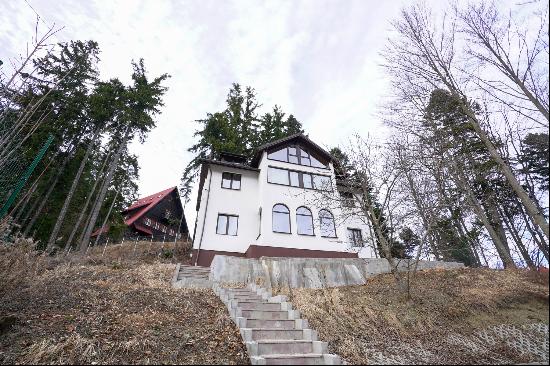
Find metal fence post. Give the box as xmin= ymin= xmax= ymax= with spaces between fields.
xmin=102 ymin=237 xmax=109 ymax=257
xmin=133 ymin=238 xmax=137 ymax=257
xmin=0 ymin=135 xmax=54 ymax=219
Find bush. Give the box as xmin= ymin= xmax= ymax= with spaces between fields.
xmin=160 ymin=248 xmax=173 ymax=259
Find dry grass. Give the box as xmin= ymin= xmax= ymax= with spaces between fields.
xmin=276 ymin=267 xmax=549 ymax=365
xmin=0 ymin=240 xmax=249 ymax=365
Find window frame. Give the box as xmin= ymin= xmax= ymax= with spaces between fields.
xmin=221 ymin=172 xmax=242 ymax=190
xmin=267 ymin=166 xmax=333 ymax=192
xmin=319 ymin=209 xmax=337 ymax=238
xmin=347 ymin=228 xmax=364 ymax=247
xmin=272 ymin=204 xmax=292 ymax=234
xmin=216 ymin=213 xmax=239 ymax=236
xmin=267 ymin=145 xmax=329 ymax=169
xmin=296 ymin=206 xmax=315 ymax=236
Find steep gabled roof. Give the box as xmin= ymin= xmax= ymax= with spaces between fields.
xmin=122 ymin=186 xmax=178 ymax=226
xmin=250 ymin=133 xmax=334 ymax=167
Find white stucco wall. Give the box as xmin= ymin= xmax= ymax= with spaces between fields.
xmin=193 ymin=150 xmax=376 ymax=259
xmin=193 ymin=164 xmax=260 ymax=254
xmin=257 ymin=151 xmax=375 ymax=258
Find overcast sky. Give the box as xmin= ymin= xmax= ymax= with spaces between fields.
xmin=1 ymin=0 xmax=436 ymax=227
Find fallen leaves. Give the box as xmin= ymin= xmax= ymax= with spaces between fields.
xmin=0 ymin=243 xmax=249 ymax=365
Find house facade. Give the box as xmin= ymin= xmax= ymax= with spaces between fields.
xmin=121 ymin=186 xmax=189 ymax=239
xmin=192 ymin=134 xmax=377 ymax=267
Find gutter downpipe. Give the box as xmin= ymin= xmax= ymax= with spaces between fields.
xmin=194 ymin=165 xmax=212 ymax=267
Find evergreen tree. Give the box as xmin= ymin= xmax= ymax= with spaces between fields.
xmin=520 ymin=133 xmax=549 ymax=191
xmin=180 ymin=83 xmax=304 ymax=199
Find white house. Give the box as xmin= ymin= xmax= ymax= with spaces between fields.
xmin=191 ymin=134 xmax=377 ymax=267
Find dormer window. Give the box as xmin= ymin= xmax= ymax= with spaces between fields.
xmin=268 ymin=145 xmax=327 ymax=168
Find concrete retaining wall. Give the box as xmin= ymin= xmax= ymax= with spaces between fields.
xmin=210 ymin=255 xmax=464 ymax=289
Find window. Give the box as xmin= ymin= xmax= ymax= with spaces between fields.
xmin=216 ymin=214 xmax=238 ymax=235
xmin=319 ymin=209 xmax=336 ymax=237
xmin=267 ymin=145 xmax=328 ymax=168
xmin=268 ymin=148 xmax=287 ymax=162
xmin=303 ymin=173 xmax=313 ymax=189
xmin=289 ymin=171 xmax=300 ymax=187
xmin=221 ymin=172 xmax=241 ymax=190
xmin=310 ymin=154 xmax=326 ymax=168
xmin=296 ymin=206 xmax=314 ymax=235
xmin=347 ymin=228 xmax=363 ymax=247
xmin=313 ymin=175 xmax=332 ymax=190
xmin=272 ymin=204 xmax=291 ymax=233
xmin=267 ymin=167 xmax=290 ymax=185
xmin=267 ymin=166 xmax=332 ymax=191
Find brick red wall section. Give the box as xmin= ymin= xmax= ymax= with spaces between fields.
xmin=245 ymin=245 xmax=358 ymax=259
xmin=191 ymin=249 xmax=244 ymax=267
xmin=192 ymin=245 xmax=357 ymax=267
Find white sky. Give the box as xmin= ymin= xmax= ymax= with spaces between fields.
xmin=1 ymin=0 xmax=442 ymax=228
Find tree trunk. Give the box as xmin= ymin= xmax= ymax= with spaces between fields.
xmin=65 ymin=148 xmax=112 ymax=252
xmin=93 ymin=185 xmax=121 ymax=246
xmin=21 ymin=153 xmax=72 ymax=238
xmin=400 ymin=155 xmax=442 ymax=260
xmin=482 ymin=194 xmax=513 ymax=264
xmin=455 ymin=101 xmax=550 ymax=240
xmin=358 ymin=174 xmax=403 ymax=288
xmin=499 ymin=205 xmax=536 ymax=269
xmin=450 ymin=158 xmax=516 ymax=268
xmin=47 ymin=129 xmax=100 ymax=251
xmin=79 ymin=130 xmax=130 ymax=252
xmin=517 ymin=199 xmax=549 ymax=262
xmin=78 ymin=174 xmax=108 ymax=247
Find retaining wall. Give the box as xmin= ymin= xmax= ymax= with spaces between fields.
xmin=210 ymin=255 xmax=464 ymax=289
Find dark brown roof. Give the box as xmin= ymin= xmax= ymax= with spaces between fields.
xmin=250 ymin=133 xmax=333 ymax=167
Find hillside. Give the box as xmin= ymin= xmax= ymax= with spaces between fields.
xmin=276 ymin=268 xmax=549 ymax=365
xmin=0 ymin=242 xmax=248 ymax=365
xmin=1 ymin=240 xmax=548 ymax=365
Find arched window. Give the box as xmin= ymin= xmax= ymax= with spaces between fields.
xmin=296 ymin=206 xmax=314 ymax=235
xmin=319 ymin=209 xmax=336 ymax=238
xmin=272 ymin=204 xmax=291 ymax=233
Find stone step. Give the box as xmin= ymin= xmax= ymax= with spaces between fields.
xmin=177 ymin=273 xmax=209 ymax=279
xmin=241 ymin=310 xmax=289 ymax=320
xmin=178 ymin=271 xmax=210 ymax=277
xmin=227 ymin=288 xmax=255 ymax=294
xmin=180 ymin=265 xmax=210 ymax=272
xmin=228 ymin=294 xmax=264 ymax=301
xmin=244 ymin=318 xmax=304 ymax=330
xmin=242 ymin=328 xmax=316 ymax=341
xmin=248 ymin=340 xmax=327 ymax=356
xmin=237 ymin=302 xmax=283 ymax=311
xmin=173 ymin=278 xmax=212 ymax=289
xmin=252 ymin=353 xmax=341 ymax=365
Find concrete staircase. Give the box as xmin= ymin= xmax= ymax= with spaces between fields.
xmin=214 ymin=283 xmax=343 ymax=365
xmin=171 ymin=263 xmax=212 ymax=288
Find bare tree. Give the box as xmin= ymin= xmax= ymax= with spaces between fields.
xmin=382 ymin=3 xmax=549 ymax=242
xmin=458 ymin=1 xmax=549 ymax=125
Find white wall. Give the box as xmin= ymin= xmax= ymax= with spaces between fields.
xmin=257 ymin=152 xmax=376 ymax=258
xmin=193 ymin=164 xmax=260 ymax=254
xmin=194 ymin=151 xmax=376 ymax=259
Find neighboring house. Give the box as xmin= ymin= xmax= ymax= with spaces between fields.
xmin=92 ymin=186 xmax=189 ymax=240
xmin=122 ymin=186 xmax=188 ymax=239
xmin=192 ymin=134 xmax=377 ymax=267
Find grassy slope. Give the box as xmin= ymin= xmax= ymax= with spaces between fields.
xmin=0 ymin=242 xmax=249 ymax=365
xmin=278 ymin=268 xmax=549 ymax=365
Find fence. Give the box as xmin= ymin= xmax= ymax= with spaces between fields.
xmin=64 ymin=233 xmax=193 ymax=262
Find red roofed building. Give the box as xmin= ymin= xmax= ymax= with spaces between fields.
xmin=121 ymin=186 xmax=189 ymax=239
